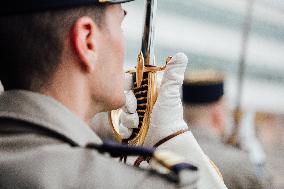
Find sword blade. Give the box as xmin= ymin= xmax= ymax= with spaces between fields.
xmin=140 ymin=0 xmax=157 ymax=66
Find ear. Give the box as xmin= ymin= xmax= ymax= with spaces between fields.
xmin=71 ymin=16 xmax=98 ymax=73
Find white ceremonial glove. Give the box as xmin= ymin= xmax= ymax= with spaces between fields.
xmin=143 ymin=53 xmax=188 ymax=147
xmin=142 ymin=53 xmax=227 ymax=189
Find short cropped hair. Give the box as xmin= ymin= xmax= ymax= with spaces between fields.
xmin=0 ymin=5 xmax=106 ymax=91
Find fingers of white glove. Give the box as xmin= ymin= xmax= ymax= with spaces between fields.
xmin=156 ymin=72 xmax=163 ymax=91
xmin=123 ymin=90 xmax=137 ymax=114
xmin=158 ymin=53 xmax=188 ymax=105
xmin=163 ymin=52 xmax=188 ymax=82
xmin=120 ymin=111 xmax=139 ymax=129
xmin=118 ymin=123 xmax=133 ymax=139
xmin=124 ymin=73 xmax=133 ymax=91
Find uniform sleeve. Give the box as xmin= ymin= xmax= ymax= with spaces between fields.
xmin=155 ymin=131 xmax=228 ymax=189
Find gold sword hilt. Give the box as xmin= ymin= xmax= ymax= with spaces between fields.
xmin=109 ymin=53 xmax=172 ymax=146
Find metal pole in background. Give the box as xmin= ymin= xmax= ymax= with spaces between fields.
xmin=228 ymin=0 xmax=255 ymax=146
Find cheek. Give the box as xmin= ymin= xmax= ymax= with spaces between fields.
xmin=113 ymin=36 xmax=125 ymax=64
xmin=109 ymin=31 xmax=125 ymax=80
xmin=99 ymin=31 xmax=125 ymax=68
xmin=95 ymin=29 xmax=125 ymax=97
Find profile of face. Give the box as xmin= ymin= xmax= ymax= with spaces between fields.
xmin=72 ymin=4 xmax=127 ymax=113
xmin=92 ymin=4 xmax=127 ymax=111
xmin=212 ymin=98 xmax=228 ymax=136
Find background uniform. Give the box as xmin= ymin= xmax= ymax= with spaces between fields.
xmin=182 ymin=70 xmax=271 ymax=189
xmin=191 ymin=127 xmax=269 ymax=189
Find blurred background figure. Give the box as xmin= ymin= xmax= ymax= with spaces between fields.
xmin=182 ymin=70 xmax=271 ymax=189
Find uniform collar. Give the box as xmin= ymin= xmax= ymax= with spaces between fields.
xmin=0 ymin=90 xmax=102 ymax=146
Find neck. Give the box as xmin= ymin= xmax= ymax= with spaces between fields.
xmin=190 ymin=118 xmax=221 ymax=138
xmin=186 ymin=114 xmax=221 ymax=136
xmin=188 ymin=117 xmax=213 ymax=130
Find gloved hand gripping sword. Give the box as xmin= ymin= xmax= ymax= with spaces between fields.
xmin=109 ymin=0 xmax=171 ymax=145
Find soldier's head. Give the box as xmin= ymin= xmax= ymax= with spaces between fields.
xmin=0 ymin=0 xmax=135 ymax=119
xmin=182 ymin=70 xmax=227 ymax=135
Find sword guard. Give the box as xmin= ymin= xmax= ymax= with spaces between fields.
xmin=134 ymin=52 xmax=171 ymax=87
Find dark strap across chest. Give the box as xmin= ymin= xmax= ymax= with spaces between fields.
xmin=0 ymin=117 xmax=198 ymax=184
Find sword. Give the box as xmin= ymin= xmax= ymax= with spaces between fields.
xmin=110 ymin=0 xmax=169 ymax=145
xmin=226 ymin=0 xmax=255 ymax=146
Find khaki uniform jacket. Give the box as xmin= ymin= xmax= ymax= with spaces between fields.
xmin=191 ymin=127 xmax=270 ymax=189
xmin=0 ymin=90 xmax=185 ymax=189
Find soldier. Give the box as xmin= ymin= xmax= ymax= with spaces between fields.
xmin=182 ymin=70 xmax=271 ymax=189
xmin=0 ymin=1 xmax=226 ymax=188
